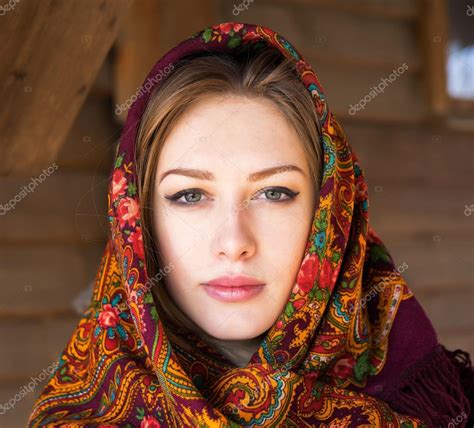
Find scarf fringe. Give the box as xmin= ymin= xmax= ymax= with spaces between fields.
xmin=442 ymin=345 xmax=474 ymax=426
xmin=380 ymin=344 xmax=472 ymax=427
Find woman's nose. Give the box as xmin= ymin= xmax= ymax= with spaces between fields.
xmin=211 ymin=201 xmax=257 ymax=261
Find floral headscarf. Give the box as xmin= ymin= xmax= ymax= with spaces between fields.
xmin=29 ymin=22 xmax=471 ymax=427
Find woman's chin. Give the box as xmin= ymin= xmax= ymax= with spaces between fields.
xmin=198 ymin=318 xmax=270 ymax=342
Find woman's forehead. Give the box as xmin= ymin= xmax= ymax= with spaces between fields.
xmin=156 ymin=96 xmax=308 ymax=171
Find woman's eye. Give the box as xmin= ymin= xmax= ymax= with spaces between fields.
xmin=165 ymin=186 xmax=299 ymax=206
xmin=253 ymin=187 xmax=299 ymax=202
xmin=165 ymin=189 xmax=206 ymax=205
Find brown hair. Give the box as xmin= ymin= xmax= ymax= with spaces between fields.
xmin=134 ymin=45 xmax=323 ymax=340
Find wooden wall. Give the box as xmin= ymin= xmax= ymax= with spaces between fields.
xmin=0 ymin=58 xmax=118 ymax=426
xmin=1 ymin=1 xmax=472 ymax=426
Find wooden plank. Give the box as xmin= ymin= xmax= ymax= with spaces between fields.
xmin=223 ymin=2 xmax=420 ymax=70
xmin=0 ymin=243 xmax=104 ymax=317
xmin=335 ymin=124 xmax=474 ymax=240
xmin=90 ymin=53 xmax=115 ymax=99
xmin=55 ymin=96 xmax=119 ymax=173
xmin=415 ymin=288 xmax=474 ymax=332
xmin=308 ymin=62 xmax=426 ymax=122
xmin=368 ymin=185 xmax=474 ymax=238
xmin=0 ymin=0 xmax=130 ymax=176
xmin=0 ymin=383 xmax=42 ymax=428
xmin=383 ymin=239 xmax=474 ymax=293
xmin=341 ymin=121 xmax=474 ymax=188
xmin=157 ymin=0 xmax=220 ymax=50
xmin=437 ymin=329 xmax=474 ymax=360
xmin=0 ymin=172 xmax=109 ymax=244
xmin=114 ymin=0 xmax=220 ymax=123
xmin=0 ymin=318 xmax=80 ymax=382
xmin=257 ymin=0 xmax=419 ymax=21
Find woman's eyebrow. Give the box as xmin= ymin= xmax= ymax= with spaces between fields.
xmin=159 ymin=165 xmax=305 ymax=184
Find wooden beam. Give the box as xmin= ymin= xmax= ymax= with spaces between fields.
xmin=0 ymin=0 xmax=131 ymax=176
xmin=114 ymin=0 xmax=220 ymax=123
xmin=418 ymin=0 xmax=449 ymax=117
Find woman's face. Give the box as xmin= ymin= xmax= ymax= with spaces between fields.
xmin=153 ymin=94 xmax=317 ymax=340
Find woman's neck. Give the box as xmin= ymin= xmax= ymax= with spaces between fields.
xmin=163 ymin=316 xmax=268 ymax=367
xmin=205 ymin=332 xmax=267 ymax=367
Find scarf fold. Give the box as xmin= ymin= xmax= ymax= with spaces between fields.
xmin=28 ymin=22 xmax=471 ymax=427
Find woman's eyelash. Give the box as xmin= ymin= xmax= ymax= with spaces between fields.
xmin=164 ymin=187 xmax=299 ymax=206
xmin=164 ymin=188 xmax=205 ymax=205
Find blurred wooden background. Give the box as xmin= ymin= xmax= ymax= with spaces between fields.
xmin=0 ymin=0 xmax=473 ymax=426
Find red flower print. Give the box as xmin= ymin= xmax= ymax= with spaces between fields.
xmin=243 ymin=31 xmax=261 ymax=43
xmin=141 ymin=415 xmax=161 ymax=428
xmin=319 ymin=258 xmax=336 ymax=289
xmin=128 ymin=226 xmax=144 ymax=260
xmin=331 ymin=355 xmax=356 ymax=379
xmin=117 ymin=197 xmax=140 ymax=228
xmin=94 ymin=292 xmax=136 ymax=353
xmin=98 ymin=303 xmax=120 ymax=328
xmin=296 ymin=253 xmax=319 ymax=295
xmin=112 ymin=169 xmax=128 ymax=199
xmin=232 ymin=23 xmax=244 ymax=32
xmin=219 ymin=23 xmax=243 ymax=34
xmin=293 ymin=298 xmax=305 ymax=310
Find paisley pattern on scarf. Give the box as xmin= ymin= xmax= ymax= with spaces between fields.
xmin=29 ymin=22 xmax=433 ymax=427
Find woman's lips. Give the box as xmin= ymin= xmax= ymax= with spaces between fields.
xmin=202 ymin=275 xmax=265 ymax=302
xmin=202 ymin=283 xmax=265 ymax=302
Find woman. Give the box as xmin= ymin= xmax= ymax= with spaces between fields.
xmin=28 ymin=22 xmax=472 ymax=427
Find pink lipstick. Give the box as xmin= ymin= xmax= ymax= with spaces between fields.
xmin=202 ymin=275 xmax=265 ymax=302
